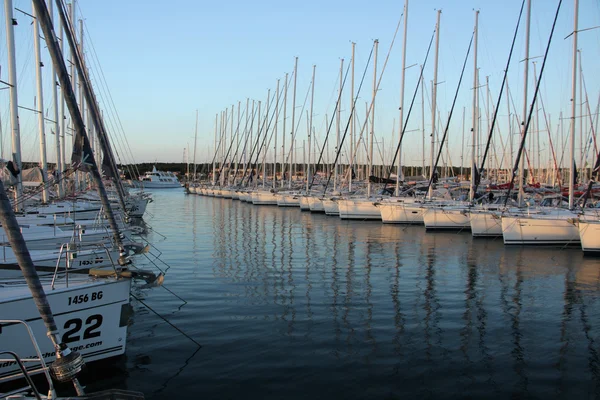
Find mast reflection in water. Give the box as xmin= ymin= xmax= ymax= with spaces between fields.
xmin=112 ymin=191 xmax=600 ymax=399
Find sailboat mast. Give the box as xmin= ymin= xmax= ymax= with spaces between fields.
xmin=397 ymin=0 xmax=409 ymax=196
xmin=469 ymin=10 xmax=479 ymax=202
xmin=34 ymin=0 xmax=128 ymax=257
xmin=243 ymin=98 xmax=249 ymax=176
xmin=506 ymin=79 xmax=512 ymax=179
xmin=421 ymin=73 xmax=425 ymax=178
xmin=578 ymin=49 xmax=583 ymax=183
xmin=533 ymin=62 xmax=540 ymax=184
xmin=307 ymin=65 xmax=316 ymax=193
xmin=289 ymin=58 xmax=298 ymax=189
xmin=4 ymin=0 xmax=24 ymax=211
xmin=335 ymin=58 xmax=344 ymax=191
xmin=461 ymin=107 xmax=465 ymax=179
xmin=349 ymin=42 xmax=356 ymax=192
xmin=212 ymin=114 xmax=217 ymax=185
xmin=273 ymin=79 xmax=280 ymax=189
xmin=48 ymin=0 xmax=63 ymax=198
xmin=69 ymin=2 xmax=78 ymax=191
xmin=282 ymin=73 xmax=288 ymax=188
xmin=519 ymin=0 xmax=532 ymax=206
xmin=229 ymin=104 xmax=233 ymax=186
xmin=429 ymin=10 xmax=441 ymax=199
xmin=569 ymin=0 xmax=579 ymax=209
xmin=368 ymin=40 xmax=378 ymax=198
xmin=59 ymin=15 xmax=66 ymax=180
xmin=33 ymin=4 xmax=50 ymax=203
xmin=255 ymin=101 xmax=261 ymax=189
xmin=222 ymin=110 xmax=227 ymax=186
xmin=236 ymin=101 xmax=240 ymax=184
xmin=262 ymin=89 xmax=270 ymax=188
xmin=193 ymin=110 xmax=198 ymax=180
xmin=57 ymin=2 xmax=129 ymax=209
xmin=78 ymin=19 xmax=85 ymax=191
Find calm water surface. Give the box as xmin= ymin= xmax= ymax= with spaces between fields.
xmin=97 ymin=190 xmax=600 ymax=399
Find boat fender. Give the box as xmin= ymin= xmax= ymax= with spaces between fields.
xmin=89 ymin=268 xmax=163 ymax=286
xmin=130 ymin=226 xmax=144 ymax=235
xmin=124 ymin=242 xmax=151 ymax=255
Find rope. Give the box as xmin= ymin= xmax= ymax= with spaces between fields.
xmin=504 ymin=0 xmax=564 ymax=206
xmin=131 ymin=293 xmax=201 ymax=348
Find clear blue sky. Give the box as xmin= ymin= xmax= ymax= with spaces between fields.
xmin=1 ymin=0 xmax=600 ymax=170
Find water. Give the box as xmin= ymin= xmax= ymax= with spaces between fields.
xmin=98 ymin=190 xmax=600 ymax=399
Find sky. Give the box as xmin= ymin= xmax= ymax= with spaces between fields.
xmin=1 ymin=0 xmax=600 ymax=171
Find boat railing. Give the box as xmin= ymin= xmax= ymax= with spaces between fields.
xmin=50 ymin=242 xmax=121 ymax=290
xmin=0 ymin=319 xmax=55 ymax=396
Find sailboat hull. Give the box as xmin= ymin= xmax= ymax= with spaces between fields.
xmin=338 ymin=199 xmax=381 ymax=220
xmin=0 ymin=277 xmax=132 ymax=383
xmin=299 ymin=197 xmax=311 ymax=211
xmin=578 ymin=220 xmax=600 ymax=253
xmin=252 ymin=191 xmax=278 ymax=205
xmin=423 ymin=207 xmax=471 ymax=230
xmin=322 ymin=199 xmax=339 ymax=216
xmin=378 ymin=202 xmax=424 ymax=224
xmin=501 ymin=214 xmax=580 ymax=245
xmin=308 ymin=197 xmax=325 ymax=213
xmin=277 ymin=194 xmax=300 ymax=207
xmin=470 ymin=210 xmax=502 ymax=237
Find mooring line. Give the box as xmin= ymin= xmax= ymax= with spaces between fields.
xmin=131 ymin=293 xmax=201 ymax=348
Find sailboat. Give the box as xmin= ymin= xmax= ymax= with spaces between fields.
xmin=338 ymin=41 xmax=383 ymax=221
xmin=501 ymin=0 xmax=580 ymax=246
xmin=0 ymin=0 xmax=161 ymax=384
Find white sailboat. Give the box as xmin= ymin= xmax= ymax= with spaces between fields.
xmin=252 ymin=189 xmax=278 ymax=205
xmin=276 ymin=191 xmax=301 ymax=207
xmin=578 ymin=216 xmax=600 ymax=253
xmin=307 ymin=196 xmax=325 ymax=213
xmin=338 ymin=196 xmax=382 ymax=220
xmin=423 ymin=10 xmax=475 ymax=231
xmin=338 ymin=40 xmax=382 ymax=221
xmin=0 ymin=275 xmax=132 ymax=383
xmin=501 ymin=0 xmax=582 ymax=246
xmin=378 ymin=197 xmax=425 ymax=224
xmin=423 ymin=202 xmax=472 ymax=230
xmin=0 ymin=0 xmax=161 ymax=386
xmin=322 ymin=196 xmax=340 ymax=216
xmin=502 ymin=208 xmax=580 ymax=245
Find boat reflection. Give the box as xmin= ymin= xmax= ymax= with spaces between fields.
xmin=191 ymin=197 xmax=600 ymax=398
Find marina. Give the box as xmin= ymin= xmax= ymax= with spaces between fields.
xmin=93 ymin=190 xmax=600 ymax=398
xmin=0 ymin=0 xmax=599 ymax=398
